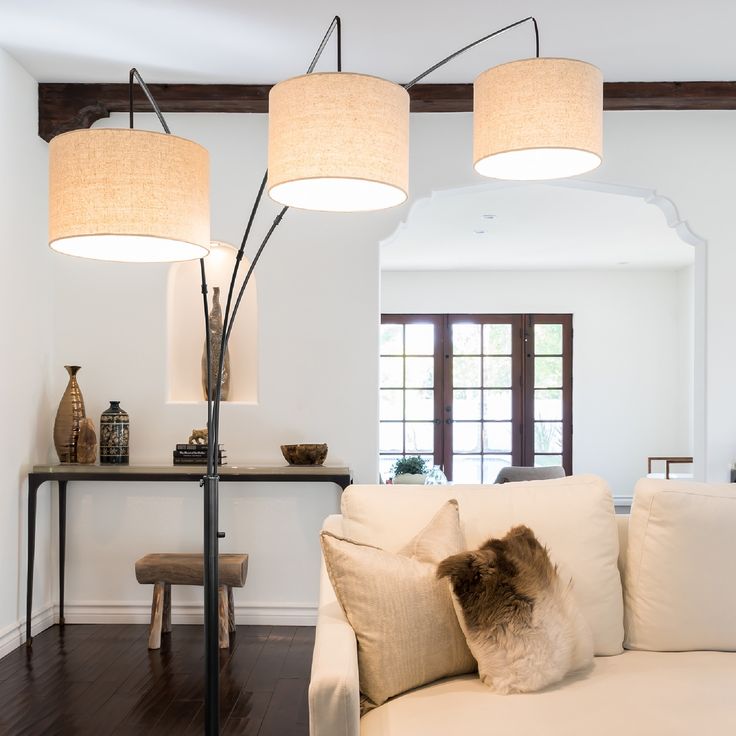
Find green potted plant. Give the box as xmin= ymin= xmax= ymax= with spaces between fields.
xmin=391 ymin=456 xmax=429 ymax=484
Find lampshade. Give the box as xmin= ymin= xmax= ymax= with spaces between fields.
xmin=267 ymin=72 xmax=409 ymax=212
xmin=49 ymin=128 xmax=210 ymax=262
xmin=473 ymin=58 xmax=603 ymax=180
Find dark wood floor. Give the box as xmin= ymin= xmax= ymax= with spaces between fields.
xmin=0 ymin=624 xmax=314 ymax=735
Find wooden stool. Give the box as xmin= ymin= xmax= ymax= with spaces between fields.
xmin=135 ymin=553 xmax=248 ymax=650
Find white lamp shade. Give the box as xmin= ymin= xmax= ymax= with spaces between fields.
xmin=474 ymin=58 xmax=603 ymax=180
xmin=267 ymin=72 xmax=409 ymax=212
xmin=49 ymin=128 xmax=210 ymax=262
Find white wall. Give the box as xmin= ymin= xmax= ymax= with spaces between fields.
xmin=0 ymin=48 xmax=54 ymax=656
xmin=48 ymin=112 xmax=398 ymax=625
xmin=382 ymin=269 xmax=693 ymax=500
xmin=5 ymin=104 xmax=736 ymax=634
xmin=678 ymin=265 xmax=695 ymax=454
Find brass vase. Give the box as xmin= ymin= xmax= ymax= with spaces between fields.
xmin=53 ymin=365 xmax=86 ymax=463
xmin=201 ymin=286 xmax=230 ymax=401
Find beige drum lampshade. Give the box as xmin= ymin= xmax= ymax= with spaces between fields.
xmin=474 ymin=58 xmax=603 ymax=180
xmin=268 ymin=72 xmax=409 ymax=212
xmin=49 ymin=128 xmax=210 ymax=262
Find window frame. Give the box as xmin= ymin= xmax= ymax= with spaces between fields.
xmin=380 ymin=313 xmax=573 ymax=480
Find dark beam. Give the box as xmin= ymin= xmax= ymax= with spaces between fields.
xmin=38 ymin=80 xmax=736 ymax=142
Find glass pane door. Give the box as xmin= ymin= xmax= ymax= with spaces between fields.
xmin=379 ymin=318 xmax=442 ymax=479
xmin=448 ymin=318 xmax=518 ymax=483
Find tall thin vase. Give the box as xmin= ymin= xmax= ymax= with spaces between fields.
xmin=201 ymin=286 xmax=230 ymax=401
xmin=53 ymin=365 xmax=86 ymax=463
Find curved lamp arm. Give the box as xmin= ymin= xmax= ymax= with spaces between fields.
xmin=128 ymin=68 xmax=171 ymax=132
xmin=405 ymin=16 xmax=539 ymax=90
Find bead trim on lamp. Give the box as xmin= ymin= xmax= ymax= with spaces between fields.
xmin=48 ymin=128 xmax=210 ymax=262
xmin=473 ymin=57 xmax=603 ymax=181
xmin=267 ymin=72 xmax=410 ymax=212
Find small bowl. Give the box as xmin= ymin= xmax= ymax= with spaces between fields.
xmin=280 ymin=443 xmax=328 ymax=466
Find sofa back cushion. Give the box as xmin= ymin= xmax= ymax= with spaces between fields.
xmin=624 ymin=478 xmax=736 ymax=651
xmin=342 ymin=475 xmax=623 ymax=655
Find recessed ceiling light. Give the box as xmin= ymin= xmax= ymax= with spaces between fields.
xmin=481 ymin=214 xmax=496 ymax=220
xmin=474 ymin=229 xmax=487 ymax=235
xmin=617 ymin=261 xmax=630 ymax=266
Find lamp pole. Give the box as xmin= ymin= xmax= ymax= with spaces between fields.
xmin=127 ymin=14 xmax=539 ymax=734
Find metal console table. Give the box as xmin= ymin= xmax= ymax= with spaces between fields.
xmin=25 ymin=463 xmax=353 ymax=646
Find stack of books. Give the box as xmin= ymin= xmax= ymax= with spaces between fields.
xmin=173 ymin=444 xmax=227 ymax=466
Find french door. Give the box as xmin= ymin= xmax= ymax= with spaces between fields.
xmin=379 ymin=314 xmax=573 ymax=482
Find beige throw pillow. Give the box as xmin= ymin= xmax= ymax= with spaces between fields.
xmin=624 ymin=479 xmax=736 ymax=651
xmin=320 ymin=500 xmax=476 ymax=708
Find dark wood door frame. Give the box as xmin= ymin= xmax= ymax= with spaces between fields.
xmin=38 ymin=80 xmax=736 ymax=142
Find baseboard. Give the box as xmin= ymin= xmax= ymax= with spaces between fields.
xmin=55 ymin=600 xmax=317 ymax=627
xmin=0 ymin=605 xmax=55 ymax=659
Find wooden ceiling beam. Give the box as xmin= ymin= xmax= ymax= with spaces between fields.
xmin=38 ymin=80 xmax=736 ymax=142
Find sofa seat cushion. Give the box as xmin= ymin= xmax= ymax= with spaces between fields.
xmin=342 ymin=476 xmax=623 ymax=655
xmin=624 ymin=479 xmax=736 ymax=651
xmin=360 ymin=651 xmax=736 ymax=736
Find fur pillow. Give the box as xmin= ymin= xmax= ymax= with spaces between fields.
xmin=438 ymin=525 xmax=593 ymax=694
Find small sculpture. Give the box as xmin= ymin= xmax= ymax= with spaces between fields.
xmin=76 ymin=418 xmax=97 ymax=464
xmin=189 ymin=428 xmax=209 ymax=445
xmin=201 ymin=286 xmax=231 ymax=401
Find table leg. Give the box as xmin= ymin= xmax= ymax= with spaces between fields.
xmin=59 ymin=480 xmax=67 ymax=626
xmin=26 ymin=478 xmax=41 ymax=646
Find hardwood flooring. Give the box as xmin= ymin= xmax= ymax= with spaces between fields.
xmin=0 ymin=624 xmax=314 ymax=735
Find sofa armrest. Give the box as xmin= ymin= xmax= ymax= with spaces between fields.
xmin=309 ymin=515 xmax=361 ymax=736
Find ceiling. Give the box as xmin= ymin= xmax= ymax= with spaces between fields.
xmin=380 ymin=183 xmax=695 ymax=271
xmin=1 ymin=0 xmax=736 ymax=84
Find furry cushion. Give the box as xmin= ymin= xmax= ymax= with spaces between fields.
xmin=438 ymin=525 xmax=593 ymax=694
xmin=320 ymin=500 xmax=476 ymax=709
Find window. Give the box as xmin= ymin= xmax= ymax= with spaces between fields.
xmin=379 ymin=314 xmax=572 ymax=482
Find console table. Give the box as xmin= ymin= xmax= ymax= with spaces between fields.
xmin=26 ymin=463 xmax=353 ymax=646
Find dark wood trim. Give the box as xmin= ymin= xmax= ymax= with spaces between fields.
xmin=38 ymin=80 xmax=736 ymax=142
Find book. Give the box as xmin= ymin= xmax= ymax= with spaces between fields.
xmin=173 ymin=451 xmax=226 ymax=460
xmin=173 ymin=457 xmax=227 ymax=466
xmin=175 ymin=443 xmax=224 ymax=451
xmin=173 ymin=449 xmax=224 ymax=457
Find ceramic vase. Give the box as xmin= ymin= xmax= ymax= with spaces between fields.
xmin=201 ymin=286 xmax=231 ymax=401
xmin=53 ymin=365 xmax=86 ymax=463
xmin=76 ymin=418 xmax=97 ymax=464
xmin=100 ymin=401 xmax=129 ymax=465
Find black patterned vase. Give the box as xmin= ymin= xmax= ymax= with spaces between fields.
xmin=100 ymin=401 xmax=129 ymax=465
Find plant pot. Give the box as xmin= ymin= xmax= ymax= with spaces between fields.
xmin=393 ymin=473 xmax=427 ymax=485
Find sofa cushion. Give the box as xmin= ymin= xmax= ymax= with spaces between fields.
xmin=359 ymin=651 xmax=736 ymax=736
xmin=624 ymin=478 xmax=736 ymax=651
xmin=320 ymin=500 xmax=476 ymax=708
xmin=341 ymin=476 xmax=623 ymax=655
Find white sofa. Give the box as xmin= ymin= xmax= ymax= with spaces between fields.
xmin=309 ymin=477 xmax=736 ymax=736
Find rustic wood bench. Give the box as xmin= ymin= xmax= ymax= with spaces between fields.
xmin=135 ymin=553 xmax=248 ymax=649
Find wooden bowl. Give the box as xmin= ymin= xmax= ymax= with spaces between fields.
xmin=280 ymin=443 xmax=328 ymax=466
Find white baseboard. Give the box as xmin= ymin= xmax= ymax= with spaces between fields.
xmin=0 ymin=605 xmax=55 ymax=659
xmin=55 ymin=600 xmax=317 ymax=627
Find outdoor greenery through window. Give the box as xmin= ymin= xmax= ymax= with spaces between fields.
xmin=379 ymin=314 xmax=573 ymax=483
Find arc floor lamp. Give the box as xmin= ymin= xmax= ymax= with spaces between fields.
xmin=47 ymin=15 xmax=602 ymax=734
